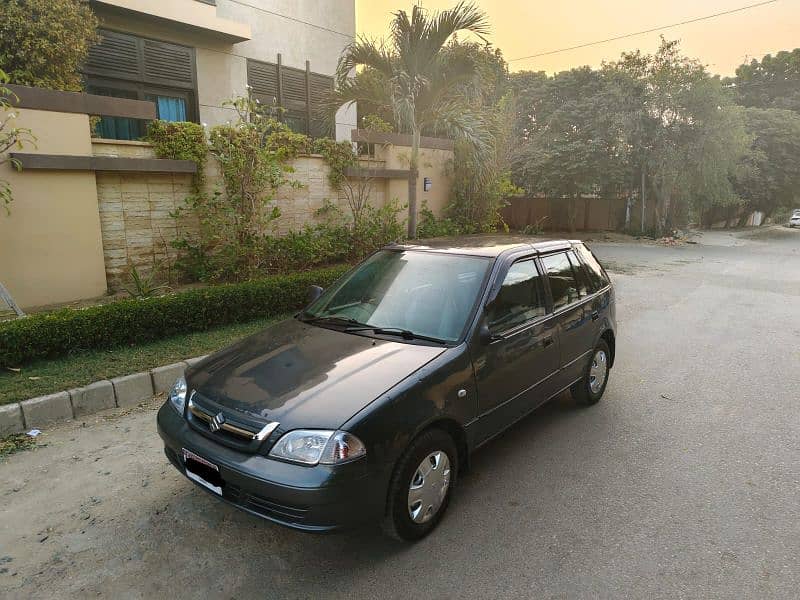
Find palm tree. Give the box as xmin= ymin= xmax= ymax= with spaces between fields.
xmin=332 ymin=2 xmax=491 ymax=237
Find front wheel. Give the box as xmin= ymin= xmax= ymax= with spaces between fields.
xmin=382 ymin=429 xmax=457 ymax=541
xmin=571 ymin=339 xmax=611 ymax=406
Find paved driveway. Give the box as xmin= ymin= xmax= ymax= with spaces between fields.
xmin=2 ymin=227 xmax=799 ymax=599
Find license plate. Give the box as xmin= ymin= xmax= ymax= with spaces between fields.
xmin=182 ymin=448 xmax=223 ymax=495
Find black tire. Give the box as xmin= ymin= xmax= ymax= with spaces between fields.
xmin=571 ymin=339 xmax=611 ymax=406
xmin=382 ymin=428 xmax=458 ymax=542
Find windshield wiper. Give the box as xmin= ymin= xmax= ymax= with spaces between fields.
xmin=344 ymin=325 xmax=447 ymax=344
xmin=298 ymin=314 xmax=365 ymax=327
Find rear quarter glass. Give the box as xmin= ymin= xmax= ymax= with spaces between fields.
xmin=576 ymin=244 xmax=609 ymax=290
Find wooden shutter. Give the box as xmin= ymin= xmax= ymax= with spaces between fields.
xmin=281 ymin=66 xmax=307 ymax=110
xmin=247 ymin=60 xmax=279 ymax=103
xmin=247 ymin=58 xmax=334 ymax=137
xmin=85 ymin=30 xmax=195 ymax=90
xmin=309 ymin=73 xmax=334 ymax=138
xmin=143 ymin=39 xmax=194 ymax=88
xmin=84 ymin=30 xmax=141 ymax=80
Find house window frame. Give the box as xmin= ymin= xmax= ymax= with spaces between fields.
xmin=84 ymin=29 xmax=200 ymax=139
xmin=87 ymin=77 xmax=198 ymax=121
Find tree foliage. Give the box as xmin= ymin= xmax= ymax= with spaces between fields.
xmin=511 ymin=39 xmax=749 ymax=234
xmin=349 ymin=36 xmax=517 ymax=233
xmin=330 ymin=1 xmax=492 ymax=237
xmin=608 ymin=40 xmax=747 ymax=231
xmin=726 ymin=48 xmax=800 ymax=113
xmin=0 ymin=0 xmax=100 ymax=91
xmin=0 ymin=69 xmax=36 ymax=213
xmin=511 ymin=66 xmax=632 ymax=231
xmin=733 ymin=107 xmax=800 ymax=219
xmin=445 ymin=41 xmax=520 ymax=232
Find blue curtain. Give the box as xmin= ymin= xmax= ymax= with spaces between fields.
xmin=96 ymin=116 xmax=139 ymax=141
xmin=156 ymin=96 xmax=187 ymax=122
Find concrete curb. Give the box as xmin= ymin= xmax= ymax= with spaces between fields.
xmin=0 ymin=355 xmax=205 ymax=436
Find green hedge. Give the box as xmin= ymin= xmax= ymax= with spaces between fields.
xmin=0 ymin=265 xmax=350 ymax=368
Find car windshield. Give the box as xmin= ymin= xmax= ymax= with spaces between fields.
xmin=302 ymin=250 xmax=491 ymax=342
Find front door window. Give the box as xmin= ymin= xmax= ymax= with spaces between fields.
xmin=487 ymin=259 xmax=546 ymax=333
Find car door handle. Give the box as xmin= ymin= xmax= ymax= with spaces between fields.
xmin=591 ymin=311 xmax=599 ymax=321
xmin=543 ymin=335 xmax=554 ymax=347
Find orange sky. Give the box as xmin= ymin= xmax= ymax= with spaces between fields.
xmin=355 ymin=0 xmax=800 ymax=75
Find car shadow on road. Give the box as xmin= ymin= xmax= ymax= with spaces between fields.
xmin=137 ymin=391 xmax=591 ymax=594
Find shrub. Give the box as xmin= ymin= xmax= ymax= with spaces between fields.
xmin=0 ymin=0 xmax=100 ymax=92
xmin=0 ymin=265 xmax=350 ymax=367
xmin=146 ymin=120 xmax=208 ymax=187
xmin=416 ymin=202 xmax=462 ymax=238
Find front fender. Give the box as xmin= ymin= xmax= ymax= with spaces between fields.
xmin=342 ymin=344 xmax=476 ymax=476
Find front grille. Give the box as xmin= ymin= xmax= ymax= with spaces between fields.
xmin=186 ymin=391 xmax=279 ymax=447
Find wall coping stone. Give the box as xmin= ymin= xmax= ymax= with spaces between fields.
xmin=92 ymin=139 xmax=154 ymax=147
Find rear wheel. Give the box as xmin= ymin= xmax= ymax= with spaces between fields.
xmin=382 ymin=429 xmax=457 ymax=541
xmin=571 ymin=339 xmax=611 ymax=406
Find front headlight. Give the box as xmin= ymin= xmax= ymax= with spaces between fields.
xmin=269 ymin=430 xmax=366 ymax=465
xmin=168 ymin=376 xmax=187 ymax=415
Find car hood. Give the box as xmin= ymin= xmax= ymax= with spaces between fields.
xmin=187 ymin=318 xmax=446 ymax=429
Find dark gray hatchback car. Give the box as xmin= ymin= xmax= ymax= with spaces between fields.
xmin=157 ymin=235 xmax=616 ymax=540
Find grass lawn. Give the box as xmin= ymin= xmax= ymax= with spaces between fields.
xmin=0 ymin=313 xmax=288 ymax=406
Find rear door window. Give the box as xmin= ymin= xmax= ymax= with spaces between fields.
xmin=566 ymin=250 xmax=590 ymax=298
xmin=575 ymin=244 xmax=609 ymax=291
xmin=541 ymin=252 xmax=582 ymax=310
xmin=487 ymin=259 xmax=547 ymax=333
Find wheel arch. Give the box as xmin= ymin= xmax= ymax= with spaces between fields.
xmin=600 ymin=328 xmax=616 ymax=368
xmin=422 ymin=418 xmax=470 ymax=474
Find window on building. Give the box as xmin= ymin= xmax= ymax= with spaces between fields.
xmin=84 ymin=30 xmax=197 ymax=140
xmin=487 ymin=260 xmax=547 ymax=333
xmin=247 ymin=58 xmax=334 ymax=137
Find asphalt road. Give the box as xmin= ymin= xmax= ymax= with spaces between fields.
xmin=2 ymin=227 xmax=799 ymax=599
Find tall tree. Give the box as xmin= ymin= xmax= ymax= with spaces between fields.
xmin=444 ymin=40 xmax=518 ymax=232
xmin=331 ymin=2 xmax=491 ymax=237
xmin=511 ymin=67 xmax=633 ymax=232
xmin=726 ymin=49 xmax=800 ymax=113
xmin=608 ymin=39 xmax=747 ymax=233
xmin=0 ymin=0 xmax=99 ymax=91
xmin=734 ymin=107 xmax=800 ymax=220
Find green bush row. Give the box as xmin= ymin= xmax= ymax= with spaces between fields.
xmin=0 ymin=265 xmax=351 ymax=368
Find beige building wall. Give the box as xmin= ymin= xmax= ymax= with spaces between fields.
xmin=0 ymin=108 xmax=108 ymax=308
xmin=377 ymin=144 xmax=454 ymax=216
xmin=95 ymin=1 xmax=358 ymax=140
xmin=2 ymin=118 xmax=453 ymax=306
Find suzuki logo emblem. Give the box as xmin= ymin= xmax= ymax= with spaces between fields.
xmin=209 ymin=412 xmax=225 ymax=432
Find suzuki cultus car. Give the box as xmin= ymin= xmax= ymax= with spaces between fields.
xmin=158 ymin=236 xmax=616 ymax=540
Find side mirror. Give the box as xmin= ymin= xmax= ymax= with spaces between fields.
xmin=307 ymin=285 xmax=323 ymax=304
xmin=478 ymin=306 xmax=503 ymax=345
xmin=478 ymin=322 xmax=494 ymax=345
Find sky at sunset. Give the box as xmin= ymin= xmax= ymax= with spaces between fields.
xmin=355 ymin=0 xmax=800 ymax=75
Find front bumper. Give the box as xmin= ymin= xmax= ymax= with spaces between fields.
xmin=157 ymin=403 xmax=387 ymax=532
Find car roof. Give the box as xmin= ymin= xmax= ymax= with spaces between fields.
xmin=387 ymin=234 xmax=580 ymax=258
